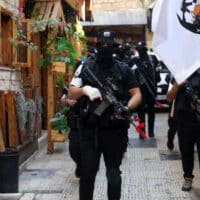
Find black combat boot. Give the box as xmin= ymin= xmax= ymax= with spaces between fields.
xmin=167 ymin=139 xmax=174 ymax=150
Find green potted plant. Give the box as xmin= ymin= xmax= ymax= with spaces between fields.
xmin=50 ymin=106 xmax=70 ymax=134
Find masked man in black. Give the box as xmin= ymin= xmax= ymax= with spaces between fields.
xmin=167 ymin=68 xmax=200 ymax=191
xmin=131 ymin=42 xmax=160 ymax=138
xmin=68 ymin=30 xmax=141 ymax=200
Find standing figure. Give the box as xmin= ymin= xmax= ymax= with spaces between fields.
xmin=166 ymin=99 xmax=177 ymax=150
xmin=131 ymin=41 xmax=160 ymax=138
xmin=166 ymin=77 xmax=177 ymax=150
xmin=61 ymin=86 xmax=81 ymax=177
xmin=68 ymin=30 xmax=141 ymax=200
xmin=60 ymin=59 xmax=86 ymax=178
xmin=167 ymin=68 xmax=200 ymax=191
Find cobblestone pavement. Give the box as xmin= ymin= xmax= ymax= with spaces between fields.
xmin=19 ymin=113 xmax=200 ymax=200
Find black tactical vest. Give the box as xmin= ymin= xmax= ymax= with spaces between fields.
xmin=79 ymin=60 xmax=130 ymax=128
xmin=175 ymin=70 xmax=200 ymax=122
xmin=132 ymin=56 xmax=159 ymax=96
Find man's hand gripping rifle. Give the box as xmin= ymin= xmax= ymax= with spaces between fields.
xmin=82 ymin=66 xmax=147 ymax=139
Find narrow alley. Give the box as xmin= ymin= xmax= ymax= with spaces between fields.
xmin=17 ymin=113 xmax=200 ymax=200
xmin=0 ymin=1 xmax=200 ymax=200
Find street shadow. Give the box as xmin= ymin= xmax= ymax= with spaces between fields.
xmin=128 ymin=138 xmax=157 ymax=148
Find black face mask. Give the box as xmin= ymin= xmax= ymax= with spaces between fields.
xmin=138 ymin=49 xmax=148 ymax=60
xmin=97 ymin=45 xmax=114 ymax=64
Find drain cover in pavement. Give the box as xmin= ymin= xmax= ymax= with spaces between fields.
xmin=20 ymin=169 xmax=56 ymax=180
xmin=159 ymin=150 xmax=181 ymax=161
xmin=128 ymin=138 xmax=157 ymax=148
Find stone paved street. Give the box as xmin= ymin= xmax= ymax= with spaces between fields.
xmin=19 ymin=113 xmax=200 ymax=200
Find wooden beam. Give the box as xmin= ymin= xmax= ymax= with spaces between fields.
xmin=19 ymin=0 xmax=26 ymax=7
xmin=39 ymin=2 xmax=48 ymax=20
xmin=32 ymin=2 xmax=41 ymax=19
xmin=0 ymin=7 xmax=2 ymax=64
xmin=43 ymin=2 xmax=53 ymax=20
xmin=0 ymin=123 xmax=5 ymax=152
xmin=0 ymin=92 xmax=6 ymax=146
xmin=65 ymin=0 xmax=84 ymax=11
xmin=35 ymin=0 xmax=59 ymax=2
xmin=47 ymin=66 xmax=54 ymax=153
xmin=5 ymin=92 xmax=18 ymax=148
xmin=51 ymin=1 xmax=60 ymax=18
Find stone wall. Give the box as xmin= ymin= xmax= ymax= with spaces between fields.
xmin=0 ymin=0 xmax=19 ymax=12
xmin=0 ymin=0 xmax=21 ymax=91
xmin=93 ymin=0 xmax=143 ymax=11
xmin=0 ymin=67 xmax=21 ymax=91
xmin=92 ymin=0 xmax=155 ymax=11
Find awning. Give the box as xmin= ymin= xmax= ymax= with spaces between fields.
xmin=65 ymin=0 xmax=85 ymax=19
xmin=65 ymin=0 xmax=84 ymax=11
xmin=80 ymin=8 xmax=147 ymax=26
xmin=33 ymin=0 xmax=64 ymax=20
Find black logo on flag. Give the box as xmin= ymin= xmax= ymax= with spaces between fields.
xmin=177 ymin=0 xmax=200 ymax=34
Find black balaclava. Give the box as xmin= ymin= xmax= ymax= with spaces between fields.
xmin=96 ymin=30 xmax=116 ymax=65
xmin=138 ymin=48 xmax=148 ymax=60
xmin=135 ymin=41 xmax=148 ymax=60
xmin=117 ymin=44 xmax=125 ymax=60
xmin=96 ymin=43 xmax=114 ymax=65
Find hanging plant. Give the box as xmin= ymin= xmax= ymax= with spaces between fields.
xmin=54 ymin=36 xmax=78 ymax=67
xmin=50 ymin=106 xmax=70 ymax=133
xmin=2 ymin=0 xmax=88 ymax=56
xmin=39 ymin=34 xmax=78 ymax=68
xmin=6 ymin=3 xmax=87 ymax=69
xmin=10 ymin=5 xmax=38 ymax=51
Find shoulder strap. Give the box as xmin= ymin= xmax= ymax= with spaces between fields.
xmin=82 ymin=58 xmax=96 ymax=70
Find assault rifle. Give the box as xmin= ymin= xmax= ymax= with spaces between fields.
xmin=136 ymin=63 xmax=156 ymax=99
xmin=132 ymin=58 xmax=166 ymax=109
xmin=186 ymin=85 xmax=200 ymax=120
xmin=82 ymin=66 xmax=147 ymax=139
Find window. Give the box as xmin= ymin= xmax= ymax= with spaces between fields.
xmin=12 ymin=18 xmax=31 ymax=67
xmin=0 ymin=7 xmax=31 ymax=67
xmin=0 ymin=7 xmax=13 ymax=66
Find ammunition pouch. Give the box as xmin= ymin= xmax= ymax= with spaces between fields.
xmin=85 ymin=113 xmax=99 ymax=127
xmin=79 ymin=99 xmax=100 ymax=127
xmin=80 ymin=109 xmax=99 ymax=128
xmin=67 ymin=113 xmax=80 ymax=129
xmin=99 ymin=113 xmax=130 ymax=129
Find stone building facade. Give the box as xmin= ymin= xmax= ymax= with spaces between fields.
xmin=92 ymin=0 xmax=143 ymax=11
xmin=82 ymin=0 xmax=155 ymax=49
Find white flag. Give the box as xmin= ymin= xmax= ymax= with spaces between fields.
xmin=152 ymin=0 xmax=200 ymax=83
xmin=151 ymin=0 xmax=164 ymax=32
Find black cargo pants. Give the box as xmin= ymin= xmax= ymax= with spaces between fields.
xmin=68 ymin=128 xmax=81 ymax=170
xmin=167 ymin=116 xmax=177 ymax=142
xmin=177 ymin=120 xmax=200 ymax=178
xmin=137 ymin=95 xmax=155 ymax=137
xmin=79 ymin=127 xmax=128 ymax=200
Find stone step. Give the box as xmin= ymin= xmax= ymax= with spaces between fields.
xmin=0 ymin=193 xmax=22 ymax=200
xmin=20 ymin=193 xmax=35 ymax=200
